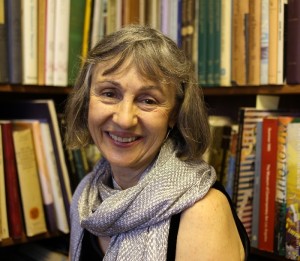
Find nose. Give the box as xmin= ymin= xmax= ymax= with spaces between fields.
xmin=112 ymin=99 xmax=138 ymax=129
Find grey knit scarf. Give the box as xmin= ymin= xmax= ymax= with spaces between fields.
xmin=78 ymin=140 xmax=216 ymax=260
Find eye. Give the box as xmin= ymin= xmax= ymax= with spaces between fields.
xmin=142 ymin=98 xmax=157 ymax=105
xmin=102 ymin=90 xmax=117 ymax=98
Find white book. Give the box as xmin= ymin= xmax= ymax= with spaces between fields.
xmin=45 ymin=0 xmax=56 ymax=86
xmin=277 ymin=0 xmax=285 ymax=84
xmin=40 ymin=121 xmax=69 ymax=234
xmin=220 ymin=0 xmax=232 ymax=87
xmin=53 ymin=0 xmax=70 ymax=86
xmin=260 ymin=0 xmax=269 ymax=85
xmin=0 ymin=127 xmax=9 ymax=240
xmin=91 ymin=0 xmax=105 ymax=48
xmin=21 ymin=0 xmax=38 ymax=84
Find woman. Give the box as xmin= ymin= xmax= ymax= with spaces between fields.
xmin=65 ymin=25 xmax=249 ymax=260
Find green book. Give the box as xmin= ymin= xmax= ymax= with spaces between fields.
xmin=68 ymin=0 xmax=86 ymax=85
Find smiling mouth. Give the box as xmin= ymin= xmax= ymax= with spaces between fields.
xmin=108 ymin=133 xmax=140 ymax=143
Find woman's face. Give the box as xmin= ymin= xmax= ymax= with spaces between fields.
xmin=88 ymin=60 xmax=177 ymax=176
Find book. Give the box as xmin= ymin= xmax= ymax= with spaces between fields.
xmin=258 ymin=117 xmax=278 ymax=252
xmin=274 ymin=116 xmax=296 ymax=256
xmin=21 ymin=0 xmax=38 ymax=84
xmin=231 ymin=0 xmax=249 ymax=85
xmin=90 ymin=0 xmax=105 ymax=49
xmin=224 ymin=124 xmax=239 ymax=198
xmin=286 ymin=0 xmax=300 ymax=84
xmin=12 ymin=123 xmax=47 ymax=237
xmin=0 ymin=126 xmax=9 ymax=240
xmin=106 ymin=0 xmax=118 ymax=35
xmin=220 ymin=0 xmax=232 ymax=87
xmin=260 ymin=0 xmax=269 ymax=85
xmin=0 ymin=100 xmax=72 ymax=233
xmin=181 ymin=0 xmax=196 ymax=65
xmin=13 ymin=120 xmax=57 ymax=233
xmin=285 ymin=120 xmax=300 ymax=260
xmin=197 ymin=0 xmax=208 ymax=86
xmin=81 ymin=0 xmax=93 ymax=61
xmin=122 ymin=0 xmax=140 ymax=26
xmin=276 ymin=0 xmax=285 ymax=84
xmin=251 ymin=121 xmax=263 ymax=248
xmin=206 ymin=0 xmax=214 ymax=86
xmin=0 ymin=0 xmax=8 ymax=83
xmin=1 ymin=121 xmax=24 ymax=239
xmin=233 ymin=108 xmax=276 ymax=237
xmin=4 ymin=0 xmax=22 ymax=84
xmin=39 ymin=121 xmax=69 ymax=234
xmin=248 ymin=0 xmax=261 ymax=86
xmin=44 ymin=0 xmax=55 ymax=86
xmin=68 ymin=0 xmax=85 ymax=85
xmin=53 ymin=0 xmax=70 ymax=86
xmin=37 ymin=0 xmax=46 ymax=85
xmin=268 ymin=0 xmax=279 ymax=84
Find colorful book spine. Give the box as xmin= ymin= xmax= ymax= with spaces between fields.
xmin=258 ymin=117 xmax=278 ymax=252
xmin=274 ymin=116 xmax=294 ymax=256
xmin=285 ymin=120 xmax=300 ymax=260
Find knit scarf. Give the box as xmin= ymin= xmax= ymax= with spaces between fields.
xmin=78 ymin=140 xmax=216 ymax=260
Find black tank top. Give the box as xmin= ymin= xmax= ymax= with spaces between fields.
xmin=79 ymin=181 xmax=250 ymax=260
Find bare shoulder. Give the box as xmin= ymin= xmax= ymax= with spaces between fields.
xmin=175 ymin=188 xmax=245 ymax=261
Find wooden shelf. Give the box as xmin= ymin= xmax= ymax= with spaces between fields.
xmin=0 ymin=231 xmax=68 ymax=248
xmin=0 ymin=84 xmax=72 ymax=95
xmin=202 ymin=84 xmax=300 ymax=96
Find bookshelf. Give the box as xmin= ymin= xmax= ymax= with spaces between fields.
xmin=1 ymin=0 xmax=299 ymax=259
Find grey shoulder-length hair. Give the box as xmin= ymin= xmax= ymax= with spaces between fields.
xmin=64 ymin=24 xmax=210 ymax=162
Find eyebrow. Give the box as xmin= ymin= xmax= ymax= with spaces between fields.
xmin=95 ymin=80 xmax=164 ymax=92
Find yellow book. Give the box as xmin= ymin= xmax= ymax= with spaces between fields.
xmin=286 ymin=120 xmax=300 ymax=260
xmin=81 ymin=0 xmax=93 ymax=61
xmin=0 ymin=126 xmax=9 ymax=240
xmin=12 ymin=124 xmax=47 ymax=237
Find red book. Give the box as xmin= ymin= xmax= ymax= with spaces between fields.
xmin=258 ymin=117 xmax=279 ymax=252
xmin=1 ymin=121 xmax=24 ymax=239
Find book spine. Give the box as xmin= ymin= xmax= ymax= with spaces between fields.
xmin=248 ymin=0 xmax=261 ymax=86
xmin=285 ymin=121 xmax=300 ymax=260
xmin=44 ymin=0 xmax=56 ymax=86
xmin=251 ymin=121 xmax=263 ymax=248
xmin=68 ymin=0 xmax=86 ymax=85
xmin=0 ymin=126 xmax=9 ymax=239
xmin=37 ymin=0 xmax=46 ymax=85
xmin=5 ymin=0 xmax=22 ymax=84
xmin=268 ymin=0 xmax=278 ymax=84
xmin=1 ymin=122 xmax=24 ymax=239
xmin=274 ymin=117 xmax=293 ymax=256
xmin=21 ymin=0 xmax=38 ymax=85
xmin=53 ymin=0 xmax=70 ymax=86
xmin=258 ymin=117 xmax=278 ymax=252
xmin=220 ymin=0 xmax=232 ymax=87
xmin=286 ymin=0 xmax=300 ymax=84
xmin=260 ymin=0 xmax=269 ymax=85
xmin=12 ymin=126 xmax=47 ymax=237
xmin=0 ymin=0 xmax=8 ymax=83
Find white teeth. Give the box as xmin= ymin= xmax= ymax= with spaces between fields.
xmin=109 ymin=133 xmax=138 ymax=143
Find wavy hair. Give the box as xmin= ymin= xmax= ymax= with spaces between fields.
xmin=64 ymin=25 xmax=210 ymax=162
